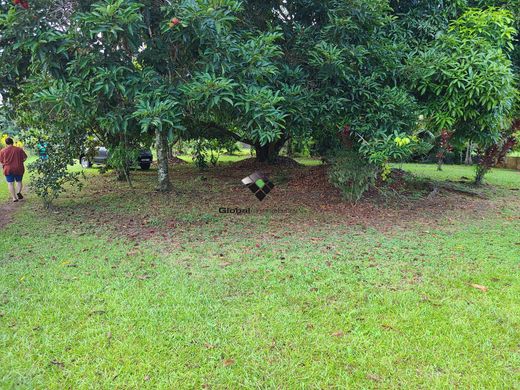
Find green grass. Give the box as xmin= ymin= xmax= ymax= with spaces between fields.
xmin=1 ymin=201 xmax=519 ymax=388
xmin=175 ymin=153 xmax=323 ymax=166
xmin=397 ymin=163 xmax=520 ymax=189
xmin=1 ymin=162 xmax=519 ymax=388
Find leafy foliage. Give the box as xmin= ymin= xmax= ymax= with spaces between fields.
xmin=1 ymin=0 xmax=519 ymax=201
xmin=410 ymin=7 xmax=518 ymax=181
xmin=25 ymin=131 xmax=83 ymax=208
xmin=328 ymin=149 xmax=378 ymax=202
xmin=411 ymin=8 xmax=517 ymax=145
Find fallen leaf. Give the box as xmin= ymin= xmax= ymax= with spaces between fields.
xmin=50 ymin=359 xmax=65 ymax=368
xmin=331 ymin=331 xmax=344 ymax=337
xmin=219 ymin=262 xmax=232 ymax=268
xmin=89 ymin=310 xmax=106 ymax=316
xmin=204 ymin=343 xmax=215 ymax=350
xmin=367 ymin=373 xmax=381 ymax=382
xmin=222 ymin=358 xmax=235 ymax=367
xmin=471 ymin=284 xmax=488 ymax=292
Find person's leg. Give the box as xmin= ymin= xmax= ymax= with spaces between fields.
xmin=7 ymin=181 xmax=17 ymax=201
xmin=16 ymin=179 xmax=23 ymax=199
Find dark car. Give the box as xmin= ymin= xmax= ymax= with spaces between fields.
xmin=80 ymin=147 xmax=153 ymax=170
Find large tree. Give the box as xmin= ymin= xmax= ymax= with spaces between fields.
xmin=1 ymin=0 xmax=518 ymax=203
xmin=410 ymin=7 xmax=517 ymax=184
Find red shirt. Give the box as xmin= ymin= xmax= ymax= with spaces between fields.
xmin=0 ymin=146 xmax=27 ymax=176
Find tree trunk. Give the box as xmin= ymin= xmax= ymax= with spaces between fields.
xmin=437 ymin=157 xmax=443 ymax=171
xmin=286 ymin=138 xmax=293 ymax=157
xmin=465 ymin=142 xmax=473 ymax=165
xmin=254 ymin=138 xmax=287 ymax=164
xmin=475 ymin=165 xmax=487 ymax=185
xmin=255 ymin=143 xmax=270 ymax=163
xmin=155 ymin=128 xmax=172 ymax=192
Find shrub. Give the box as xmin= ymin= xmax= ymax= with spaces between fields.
xmin=107 ymin=145 xmax=139 ymax=185
xmin=25 ymin=133 xmax=83 ymax=208
xmin=328 ymin=150 xmax=378 ymax=202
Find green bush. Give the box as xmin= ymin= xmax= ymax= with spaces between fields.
xmin=26 ymin=134 xmax=83 ymax=209
xmin=328 ymin=150 xmax=378 ymax=202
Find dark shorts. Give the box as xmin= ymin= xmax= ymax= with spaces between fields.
xmin=5 ymin=174 xmax=23 ymax=183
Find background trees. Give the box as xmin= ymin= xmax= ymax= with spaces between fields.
xmin=410 ymin=7 xmax=517 ymax=183
xmin=0 ymin=0 xmax=518 ymax=203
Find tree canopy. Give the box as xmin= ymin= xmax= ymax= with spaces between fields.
xmin=0 ymin=0 xmax=518 ymax=198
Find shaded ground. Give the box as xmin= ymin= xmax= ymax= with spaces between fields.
xmin=38 ymin=160 xmax=516 ymax=244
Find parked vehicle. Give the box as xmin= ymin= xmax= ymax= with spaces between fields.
xmin=79 ymin=147 xmax=153 ymax=170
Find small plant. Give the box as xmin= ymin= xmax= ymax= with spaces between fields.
xmin=436 ymin=129 xmax=453 ymax=171
xmin=358 ymin=132 xmax=419 ymax=167
xmin=26 ymin=133 xmax=84 ymax=209
xmin=189 ymin=138 xmax=229 ymax=169
xmin=222 ymin=140 xmax=240 ymax=155
xmin=328 ymin=150 xmax=378 ymax=202
xmin=108 ymin=145 xmax=139 ymax=186
xmin=191 ymin=139 xmax=209 ymax=170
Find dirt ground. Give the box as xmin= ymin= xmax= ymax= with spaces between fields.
xmin=0 ymin=200 xmax=22 ymax=230
xmin=30 ymin=159 xmax=517 ymax=244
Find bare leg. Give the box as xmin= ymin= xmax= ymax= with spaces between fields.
xmin=7 ymin=182 xmax=17 ymax=201
xmin=16 ymin=181 xmax=23 ymax=196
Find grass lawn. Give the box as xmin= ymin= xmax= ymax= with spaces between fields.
xmin=395 ymin=163 xmax=520 ymax=189
xmin=1 ymin=160 xmax=519 ymax=388
xmin=174 ymin=153 xmax=324 ymax=166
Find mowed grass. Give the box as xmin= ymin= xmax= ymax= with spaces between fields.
xmin=1 ymin=160 xmax=520 ymax=388
xmin=1 ymin=201 xmax=519 ymax=388
xmin=174 ymin=153 xmax=324 ymax=166
xmin=396 ymin=163 xmax=520 ymax=189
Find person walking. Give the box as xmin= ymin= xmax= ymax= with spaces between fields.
xmin=0 ymin=137 xmax=27 ymax=202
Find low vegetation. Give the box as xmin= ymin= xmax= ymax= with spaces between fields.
xmin=1 ymin=160 xmax=519 ymax=388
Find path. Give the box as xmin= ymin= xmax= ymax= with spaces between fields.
xmin=0 ymin=200 xmax=21 ymax=229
